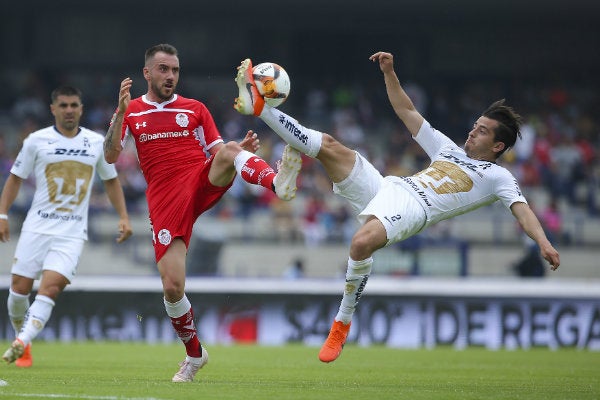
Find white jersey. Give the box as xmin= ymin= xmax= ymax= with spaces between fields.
xmin=10 ymin=126 xmax=118 ymax=240
xmin=393 ymin=120 xmax=527 ymax=227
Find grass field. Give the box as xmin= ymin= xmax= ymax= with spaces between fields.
xmin=0 ymin=342 xmax=597 ymax=400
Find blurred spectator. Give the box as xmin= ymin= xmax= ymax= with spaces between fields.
xmin=548 ymin=134 xmax=583 ymax=205
xmin=512 ymin=235 xmax=546 ymax=277
xmin=85 ymin=97 xmax=115 ymax=133
xmin=541 ymin=199 xmax=569 ymax=246
xmin=514 ymin=117 xmax=537 ymax=163
xmin=114 ymin=143 xmax=147 ymax=213
xmin=11 ymin=72 xmax=48 ymax=124
xmin=332 ymin=108 xmax=365 ymax=150
xmin=283 ymin=257 xmax=305 ymax=280
xmin=301 ymin=194 xmax=329 ymax=247
xmin=271 ymin=198 xmax=300 ymax=243
xmin=0 ymin=136 xmax=12 ymax=177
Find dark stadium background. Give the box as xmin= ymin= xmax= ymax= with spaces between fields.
xmin=1 ymin=0 xmax=599 ymax=107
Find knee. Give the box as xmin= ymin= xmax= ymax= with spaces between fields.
xmin=320 ymin=133 xmax=339 ymax=150
xmin=219 ymin=141 xmax=243 ymax=162
xmin=317 ymin=133 xmax=354 ymax=163
xmin=36 ymin=286 xmax=63 ymax=301
xmin=350 ymin=230 xmax=375 ymax=261
xmin=162 ymin=279 xmax=184 ymax=301
xmin=350 ymin=221 xmax=387 ymax=261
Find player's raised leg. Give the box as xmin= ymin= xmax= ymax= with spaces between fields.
xmin=234 ymin=58 xmax=356 ymax=186
xmin=230 ymin=143 xmax=301 ymax=201
xmin=234 ymin=58 xmax=322 ymax=158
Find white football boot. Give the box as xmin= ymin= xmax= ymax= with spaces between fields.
xmin=172 ymin=346 xmax=209 ymax=383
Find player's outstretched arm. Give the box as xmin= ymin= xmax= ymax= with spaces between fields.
xmin=511 ymin=202 xmax=560 ymax=270
xmin=104 ymin=77 xmax=132 ymax=164
xmin=0 ymin=174 xmax=23 ymax=242
xmin=369 ymin=51 xmax=424 ymax=137
xmin=103 ymin=177 xmax=133 ymax=244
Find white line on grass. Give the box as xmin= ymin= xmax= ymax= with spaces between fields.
xmin=0 ymin=394 xmax=171 ymax=400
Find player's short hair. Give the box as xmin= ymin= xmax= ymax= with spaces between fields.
xmin=482 ymin=99 xmax=523 ymax=158
xmin=50 ymin=86 xmax=82 ymax=103
xmin=145 ymin=43 xmax=178 ymax=65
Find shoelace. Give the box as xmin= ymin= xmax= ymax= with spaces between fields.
xmin=326 ymin=328 xmax=347 ymax=347
xmin=178 ymin=360 xmax=200 ymax=374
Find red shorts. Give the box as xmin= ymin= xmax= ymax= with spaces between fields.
xmin=146 ymin=156 xmax=231 ymax=262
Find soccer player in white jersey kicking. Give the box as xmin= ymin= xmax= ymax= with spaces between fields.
xmin=233 ymin=51 xmax=561 ymax=363
xmin=0 ymin=86 xmax=132 ymax=367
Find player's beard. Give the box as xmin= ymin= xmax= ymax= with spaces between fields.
xmin=152 ymin=81 xmax=175 ymax=102
xmin=59 ymin=118 xmax=78 ymax=132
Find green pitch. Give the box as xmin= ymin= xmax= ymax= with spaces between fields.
xmin=0 ymin=342 xmax=597 ymax=400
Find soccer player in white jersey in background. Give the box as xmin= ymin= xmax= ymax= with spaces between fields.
xmin=0 ymin=86 xmax=132 ymax=367
xmin=233 ymin=51 xmax=561 ymax=363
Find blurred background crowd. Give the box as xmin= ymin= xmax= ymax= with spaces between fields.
xmin=1 ymin=68 xmax=597 ymax=249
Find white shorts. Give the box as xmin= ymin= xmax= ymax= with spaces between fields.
xmin=333 ymin=152 xmax=426 ymax=246
xmin=333 ymin=151 xmax=385 ymax=214
xmin=11 ymin=231 xmax=84 ymax=283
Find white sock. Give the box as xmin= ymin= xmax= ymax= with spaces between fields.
xmin=260 ymin=106 xmax=323 ymax=158
xmin=233 ymin=150 xmax=254 ymax=175
xmin=335 ymin=257 xmax=373 ymax=324
xmin=18 ymin=294 xmax=55 ymax=345
xmin=7 ymin=289 xmax=30 ymax=335
xmin=164 ymin=295 xmax=191 ymax=318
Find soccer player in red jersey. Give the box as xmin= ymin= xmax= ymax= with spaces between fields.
xmin=104 ymin=44 xmax=301 ymax=382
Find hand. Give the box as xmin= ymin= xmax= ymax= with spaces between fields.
xmin=117 ymin=77 xmax=133 ymax=114
xmin=115 ymin=217 xmax=133 ymax=244
xmin=540 ymin=243 xmax=560 ymax=271
xmin=239 ymin=130 xmax=260 ymax=153
xmin=369 ymin=51 xmax=394 ymax=74
xmin=0 ymin=219 xmax=9 ymax=242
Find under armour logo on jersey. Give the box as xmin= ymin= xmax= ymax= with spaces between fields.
xmin=135 ymin=121 xmax=147 ymax=129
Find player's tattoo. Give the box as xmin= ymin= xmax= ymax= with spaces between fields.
xmin=103 ymin=129 xmax=114 ymax=153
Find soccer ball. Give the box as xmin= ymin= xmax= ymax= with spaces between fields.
xmin=252 ymin=62 xmax=291 ymax=107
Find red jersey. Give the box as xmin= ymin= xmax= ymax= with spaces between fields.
xmin=117 ymin=94 xmax=229 ymax=262
xmin=121 ymin=94 xmax=224 ymax=185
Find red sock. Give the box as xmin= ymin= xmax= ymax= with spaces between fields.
xmin=169 ymin=308 xmax=202 ymax=357
xmin=240 ymin=156 xmax=276 ymax=190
